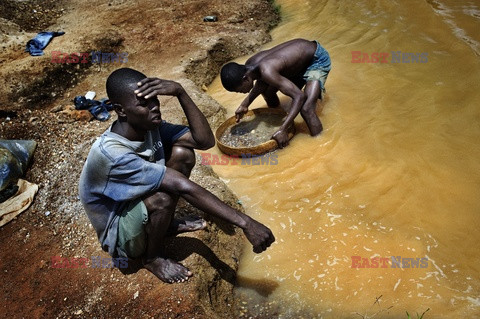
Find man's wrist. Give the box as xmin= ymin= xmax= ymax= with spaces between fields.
xmin=175 ymin=84 xmax=186 ymax=97
xmin=236 ymin=212 xmax=249 ymax=229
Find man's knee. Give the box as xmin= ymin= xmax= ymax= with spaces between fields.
xmin=301 ymin=99 xmax=316 ymax=115
xmin=143 ymin=192 xmax=176 ymax=215
xmin=301 ymin=87 xmax=321 ymax=114
xmin=167 ymin=146 xmax=196 ymax=176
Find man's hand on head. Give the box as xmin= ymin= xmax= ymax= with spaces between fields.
xmin=134 ymin=78 xmax=183 ymax=99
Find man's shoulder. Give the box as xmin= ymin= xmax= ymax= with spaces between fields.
xmin=89 ymin=131 xmax=137 ymax=163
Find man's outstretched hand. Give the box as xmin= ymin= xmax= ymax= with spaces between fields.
xmin=134 ymin=77 xmax=183 ymax=99
xmin=242 ymin=216 xmax=275 ymax=253
xmin=235 ymin=104 xmax=249 ymax=123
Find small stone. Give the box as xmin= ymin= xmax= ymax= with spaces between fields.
xmin=203 ymin=15 xmax=218 ymax=22
xmin=227 ymin=17 xmax=244 ymax=24
xmin=50 ymin=105 xmax=64 ymax=113
xmin=133 ymin=291 xmax=139 ymax=299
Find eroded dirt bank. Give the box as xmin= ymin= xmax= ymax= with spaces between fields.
xmin=0 ymin=0 xmax=279 ymax=317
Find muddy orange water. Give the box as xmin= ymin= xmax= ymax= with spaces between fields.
xmin=206 ymin=0 xmax=480 ymax=317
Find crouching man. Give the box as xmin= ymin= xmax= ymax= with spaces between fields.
xmin=79 ymin=68 xmax=275 ymax=284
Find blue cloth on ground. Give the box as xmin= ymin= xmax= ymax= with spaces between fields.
xmin=25 ymin=31 xmax=65 ymax=56
xmin=74 ymin=96 xmax=113 ymax=121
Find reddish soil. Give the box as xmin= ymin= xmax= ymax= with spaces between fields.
xmin=0 ymin=0 xmax=279 ymax=317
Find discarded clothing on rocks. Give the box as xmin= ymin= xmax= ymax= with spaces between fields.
xmin=25 ymin=31 xmax=65 ymax=56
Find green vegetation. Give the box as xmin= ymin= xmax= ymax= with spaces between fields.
xmin=267 ymin=0 xmax=282 ymax=30
xmin=354 ymin=295 xmax=430 ymax=319
xmin=269 ymin=0 xmax=282 ymax=16
xmin=406 ymin=308 xmax=430 ymax=319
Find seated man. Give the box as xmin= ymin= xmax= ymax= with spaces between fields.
xmin=220 ymin=38 xmax=331 ymax=148
xmin=79 ymin=68 xmax=275 ymax=284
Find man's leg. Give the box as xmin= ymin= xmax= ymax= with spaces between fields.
xmin=300 ymin=80 xmax=323 ymax=136
xmin=142 ymin=146 xmax=205 ymax=283
xmin=262 ymin=85 xmax=280 ymax=108
xmin=142 ymin=191 xmax=191 ymax=283
xmin=165 ymin=146 xmax=207 ymax=234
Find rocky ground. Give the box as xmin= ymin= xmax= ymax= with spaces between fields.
xmin=0 ymin=0 xmax=279 ymax=317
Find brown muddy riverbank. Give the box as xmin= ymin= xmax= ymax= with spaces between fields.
xmin=0 ymin=0 xmax=279 ymax=317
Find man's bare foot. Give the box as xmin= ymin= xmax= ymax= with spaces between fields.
xmin=167 ymin=216 xmax=207 ymax=235
xmin=143 ymin=257 xmax=193 ymax=284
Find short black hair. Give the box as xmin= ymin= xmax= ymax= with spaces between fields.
xmin=220 ymin=62 xmax=246 ymax=92
xmin=106 ymin=68 xmax=147 ymax=104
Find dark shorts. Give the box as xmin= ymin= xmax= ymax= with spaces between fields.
xmin=303 ymin=41 xmax=331 ymax=93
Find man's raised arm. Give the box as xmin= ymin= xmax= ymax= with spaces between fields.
xmin=135 ymin=78 xmax=215 ymax=150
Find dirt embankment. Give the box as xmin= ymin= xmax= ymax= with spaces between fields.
xmin=0 ymin=0 xmax=279 ymax=318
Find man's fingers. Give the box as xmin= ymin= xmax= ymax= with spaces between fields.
xmin=253 ymin=233 xmax=275 ymax=253
xmin=136 ymin=86 xmax=159 ymax=98
xmin=135 ymin=78 xmax=165 ymax=96
xmin=235 ymin=113 xmax=244 ymax=123
xmin=268 ymin=233 xmax=275 ymax=245
xmin=136 ymin=78 xmax=180 ymax=98
xmin=137 ymin=77 xmax=158 ymax=87
xmin=277 ymin=139 xmax=286 ymax=149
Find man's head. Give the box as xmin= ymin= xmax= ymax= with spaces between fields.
xmin=106 ymin=68 xmax=161 ymax=131
xmin=106 ymin=67 xmax=147 ymax=106
xmin=220 ymin=62 xmax=253 ymax=93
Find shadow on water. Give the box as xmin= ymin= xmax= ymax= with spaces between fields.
xmin=236 ymin=275 xmax=280 ymax=297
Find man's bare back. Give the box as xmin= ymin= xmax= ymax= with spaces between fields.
xmin=220 ymin=38 xmax=331 ymax=148
xmin=246 ymin=39 xmax=317 ymax=79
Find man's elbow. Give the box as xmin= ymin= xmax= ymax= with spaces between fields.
xmin=167 ymin=172 xmax=194 ymax=196
xmin=204 ymin=137 xmax=216 ymax=150
xmin=196 ymin=136 xmax=215 ymax=150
